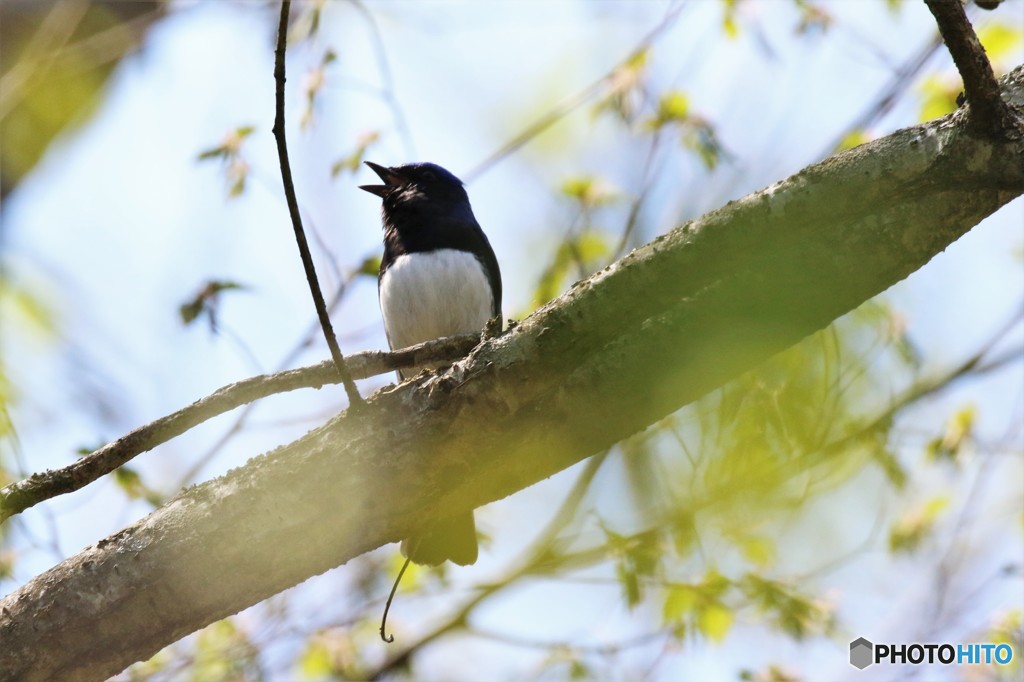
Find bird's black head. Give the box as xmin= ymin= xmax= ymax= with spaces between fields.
xmin=360 ymin=161 xmax=471 ymax=220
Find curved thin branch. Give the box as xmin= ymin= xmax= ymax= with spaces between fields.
xmin=0 ymin=334 xmax=481 ymax=523
xmin=271 ymin=0 xmax=363 ymax=407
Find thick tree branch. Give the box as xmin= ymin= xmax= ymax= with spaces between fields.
xmin=2 ymin=66 xmax=1022 ymax=682
xmin=0 ymin=334 xmax=480 ymax=523
xmin=925 ymin=0 xmax=1021 ymax=138
xmin=271 ymin=0 xmax=363 ymax=407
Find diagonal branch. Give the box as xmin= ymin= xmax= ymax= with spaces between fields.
xmin=271 ymin=0 xmax=364 ymax=407
xmin=0 ymin=334 xmax=480 ymax=523
xmin=924 ymin=0 xmax=1021 ymax=138
xmin=1 ymin=65 xmax=1022 ymax=682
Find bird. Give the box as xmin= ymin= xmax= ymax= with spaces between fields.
xmin=360 ymin=160 xmax=501 ymax=566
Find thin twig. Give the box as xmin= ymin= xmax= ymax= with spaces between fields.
xmin=379 ymin=557 xmax=410 ymax=643
xmin=0 ymin=333 xmax=482 ymax=523
xmin=924 ymin=0 xmax=1019 ymax=138
xmin=272 ymin=0 xmax=364 ymax=408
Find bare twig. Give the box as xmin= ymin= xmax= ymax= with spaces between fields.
xmin=924 ymin=0 xmax=1020 ymax=138
xmin=272 ymin=0 xmax=364 ymax=408
xmin=0 ymin=333 xmax=481 ymax=523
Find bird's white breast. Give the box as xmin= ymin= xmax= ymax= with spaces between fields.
xmin=379 ymin=249 xmax=494 ymax=351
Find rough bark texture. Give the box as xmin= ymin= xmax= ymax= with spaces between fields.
xmin=2 ymin=66 xmax=1023 ymax=682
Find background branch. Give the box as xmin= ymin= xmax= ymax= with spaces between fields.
xmin=271 ymin=0 xmax=363 ymax=407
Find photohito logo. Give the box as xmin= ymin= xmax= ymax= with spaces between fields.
xmin=849 ymin=637 xmax=1014 ymax=669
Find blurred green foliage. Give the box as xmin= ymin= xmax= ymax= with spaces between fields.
xmin=179 ymin=280 xmax=248 ymax=329
xmin=197 ymin=126 xmax=256 ymax=198
xmin=331 ymin=131 xmax=380 ymax=178
xmin=0 ymin=1 xmax=163 ymax=198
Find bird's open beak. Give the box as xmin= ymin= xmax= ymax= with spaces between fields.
xmin=359 ymin=161 xmax=405 ymax=198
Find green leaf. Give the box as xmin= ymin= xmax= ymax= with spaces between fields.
xmin=198 ymin=126 xmax=254 ymax=162
xmin=656 ymin=91 xmax=690 ymax=123
xmin=180 ymin=280 xmax=248 ymax=326
xmin=721 ymin=0 xmax=741 ymax=39
xmin=569 ymin=659 xmax=591 ymax=680
xmin=684 ymin=121 xmax=722 ymax=171
xmin=796 ymin=3 xmax=833 ymax=35
xmin=741 ymin=574 xmax=833 ymax=639
xmin=739 ymin=535 xmax=776 ymax=568
xmin=593 ymin=49 xmax=648 ymax=123
xmin=616 ymin=557 xmax=641 ymax=608
xmin=530 ymin=230 xmax=611 ymax=309
xmin=179 ymin=299 xmax=203 ymax=326
xmin=560 ymin=176 xmax=619 ymax=207
xmin=918 ymin=75 xmax=960 ymax=122
xmin=112 ymin=466 xmax=162 ymax=506
xmin=196 ymin=145 xmax=227 ymax=161
xmin=355 ymin=255 xmax=382 ymax=278
xmin=870 ymin=445 xmax=907 ymax=489
xmin=0 ymin=280 xmax=55 ymax=337
xmin=288 ymin=0 xmax=326 ymax=44
xmin=927 ymin=405 xmax=975 ymax=463
xmin=835 ymin=129 xmax=872 ymax=152
xmin=76 ymin=441 xmax=107 ymax=457
xmin=0 ymin=548 xmax=14 ymax=580
xmin=663 ymin=584 xmax=697 ymax=624
xmin=297 ymin=639 xmax=333 ymax=678
xmin=889 ymin=496 xmax=950 ymax=553
xmin=574 ymin=231 xmax=611 ymax=262
xmin=331 ymin=131 xmax=380 ymax=178
xmin=978 ymin=22 xmax=1023 ymax=64
xmin=697 ymin=602 xmax=733 ymax=642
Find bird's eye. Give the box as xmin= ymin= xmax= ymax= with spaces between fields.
xmin=421 ymin=170 xmax=436 ymax=182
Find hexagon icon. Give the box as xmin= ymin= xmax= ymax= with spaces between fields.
xmin=849 ymin=637 xmax=874 ymax=669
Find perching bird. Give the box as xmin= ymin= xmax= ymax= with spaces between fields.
xmin=360 ymin=161 xmax=501 ymax=566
